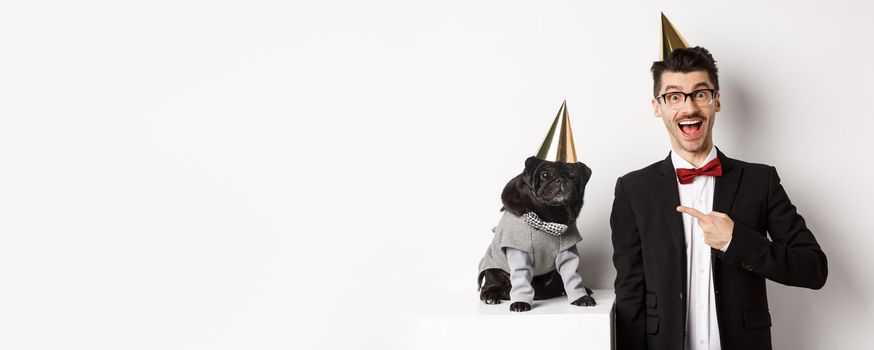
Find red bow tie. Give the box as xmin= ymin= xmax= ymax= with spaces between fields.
xmin=676 ymin=157 xmax=723 ymax=184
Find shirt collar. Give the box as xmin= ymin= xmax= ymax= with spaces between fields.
xmin=670 ymin=145 xmax=718 ymax=171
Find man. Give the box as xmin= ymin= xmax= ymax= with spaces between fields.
xmin=611 ymin=46 xmax=828 ymax=350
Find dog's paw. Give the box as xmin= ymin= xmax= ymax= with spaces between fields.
xmin=571 ymin=295 xmax=597 ymax=307
xmin=480 ymin=290 xmax=503 ymax=305
xmin=509 ymin=302 xmax=531 ymax=312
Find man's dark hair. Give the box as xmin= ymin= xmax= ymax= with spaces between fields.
xmin=651 ymin=46 xmax=719 ymax=97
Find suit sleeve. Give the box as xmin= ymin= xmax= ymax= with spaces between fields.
xmin=720 ymin=166 xmax=828 ymax=289
xmin=611 ymin=177 xmax=646 ymax=350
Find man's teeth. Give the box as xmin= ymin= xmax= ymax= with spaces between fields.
xmin=678 ymin=120 xmax=702 ymax=125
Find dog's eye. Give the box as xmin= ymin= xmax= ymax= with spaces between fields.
xmin=540 ymin=172 xmax=551 ymax=180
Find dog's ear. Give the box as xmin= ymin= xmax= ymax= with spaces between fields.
xmin=573 ymin=162 xmax=592 ymax=189
xmin=523 ymin=156 xmax=544 ymax=188
xmin=501 ymin=174 xmax=530 ymax=216
xmin=501 ymin=157 xmax=542 ymax=216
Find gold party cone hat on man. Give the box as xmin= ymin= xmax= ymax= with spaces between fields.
xmin=535 ymin=100 xmax=578 ymax=163
xmin=660 ymin=12 xmax=689 ymax=60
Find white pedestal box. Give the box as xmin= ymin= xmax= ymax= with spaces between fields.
xmin=416 ymin=289 xmax=615 ymax=350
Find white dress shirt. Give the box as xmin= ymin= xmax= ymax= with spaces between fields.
xmin=671 ymin=146 xmax=725 ymax=350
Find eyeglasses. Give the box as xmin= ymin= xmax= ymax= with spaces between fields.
xmin=656 ymin=89 xmax=717 ymax=109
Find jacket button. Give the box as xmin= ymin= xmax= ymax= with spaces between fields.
xmin=742 ymin=262 xmax=753 ymax=271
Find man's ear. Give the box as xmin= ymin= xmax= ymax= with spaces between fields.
xmin=652 ymin=98 xmax=662 ymax=117
xmin=714 ymin=92 xmax=721 ymax=112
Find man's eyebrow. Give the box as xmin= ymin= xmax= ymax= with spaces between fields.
xmin=662 ymin=82 xmax=713 ymax=94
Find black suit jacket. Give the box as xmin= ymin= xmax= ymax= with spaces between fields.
xmin=611 ymin=149 xmax=827 ymax=350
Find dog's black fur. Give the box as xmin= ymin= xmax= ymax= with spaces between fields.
xmin=479 ymin=156 xmax=596 ymax=311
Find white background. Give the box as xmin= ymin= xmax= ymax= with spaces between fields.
xmin=1 ymin=0 xmax=872 ymax=349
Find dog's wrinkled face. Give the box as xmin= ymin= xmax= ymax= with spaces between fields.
xmin=523 ymin=157 xmax=591 ymax=207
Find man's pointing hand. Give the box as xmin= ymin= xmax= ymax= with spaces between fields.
xmin=677 ymin=206 xmax=734 ymax=250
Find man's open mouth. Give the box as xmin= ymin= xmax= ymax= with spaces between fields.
xmin=677 ymin=118 xmax=704 ymax=139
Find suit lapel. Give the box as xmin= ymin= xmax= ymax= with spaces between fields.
xmin=711 ymin=148 xmax=742 ymax=267
xmin=654 ymin=153 xmax=686 ymax=254
xmin=654 ymin=152 xmax=688 ymax=322
xmin=713 ymin=148 xmax=742 ymax=214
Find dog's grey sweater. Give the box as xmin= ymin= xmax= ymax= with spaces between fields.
xmin=505 ymin=246 xmax=587 ymax=304
xmin=479 ymin=211 xmax=586 ymax=304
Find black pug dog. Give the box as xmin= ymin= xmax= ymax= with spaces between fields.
xmin=478 ymin=156 xmax=596 ymax=311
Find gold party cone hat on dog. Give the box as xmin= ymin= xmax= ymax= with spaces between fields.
xmin=535 ymin=100 xmax=578 ymax=163
xmin=660 ymin=12 xmax=689 ymax=60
